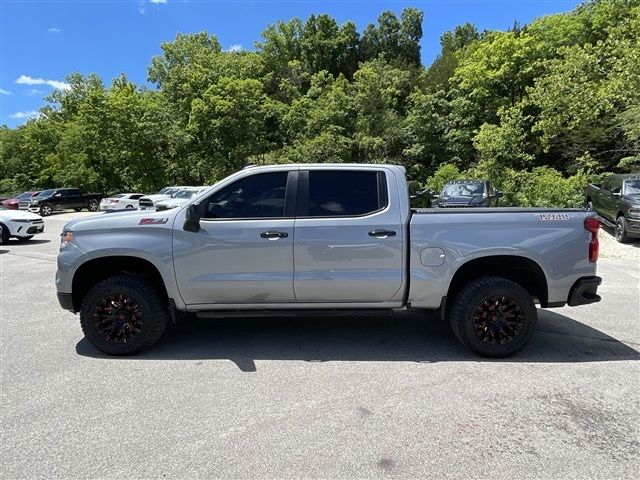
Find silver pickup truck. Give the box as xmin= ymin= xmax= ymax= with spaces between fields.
xmin=56 ymin=164 xmax=602 ymax=357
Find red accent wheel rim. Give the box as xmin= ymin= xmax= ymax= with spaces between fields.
xmin=93 ymin=294 xmax=143 ymax=343
xmin=472 ymin=295 xmax=524 ymax=345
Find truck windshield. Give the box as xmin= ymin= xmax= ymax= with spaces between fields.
xmin=34 ymin=189 xmax=55 ymax=198
xmin=625 ymin=180 xmax=640 ymax=194
xmin=174 ymin=190 xmax=198 ymax=199
xmin=441 ymin=183 xmax=484 ymax=197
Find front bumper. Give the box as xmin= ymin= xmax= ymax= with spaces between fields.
xmin=625 ymin=216 xmax=640 ymax=237
xmin=567 ymin=276 xmax=602 ymax=307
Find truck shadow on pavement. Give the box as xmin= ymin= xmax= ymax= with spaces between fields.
xmin=76 ymin=309 xmax=640 ymax=371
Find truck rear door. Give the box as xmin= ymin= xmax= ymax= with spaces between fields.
xmin=293 ymin=169 xmax=405 ymax=304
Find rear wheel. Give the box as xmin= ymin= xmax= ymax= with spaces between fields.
xmin=17 ymin=236 xmax=34 ymax=242
xmin=585 ymin=199 xmax=593 ymax=211
xmin=125 ymin=204 xmax=134 ymax=209
xmin=615 ymin=215 xmax=629 ymax=243
xmin=74 ymin=207 xmax=83 ymax=212
xmin=87 ymin=199 xmax=99 ymax=212
xmin=39 ymin=204 xmax=53 ymax=216
xmin=449 ymin=276 xmax=537 ymax=357
xmin=80 ymin=275 xmax=168 ymax=355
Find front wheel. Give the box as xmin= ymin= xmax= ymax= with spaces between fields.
xmin=16 ymin=236 xmax=34 ymax=242
xmin=87 ymin=199 xmax=99 ymax=212
xmin=39 ymin=204 xmax=53 ymax=216
xmin=80 ymin=275 xmax=168 ymax=355
xmin=449 ymin=276 xmax=537 ymax=357
xmin=615 ymin=216 xmax=629 ymax=243
xmin=0 ymin=224 xmax=9 ymax=245
xmin=74 ymin=207 xmax=83 ymax=212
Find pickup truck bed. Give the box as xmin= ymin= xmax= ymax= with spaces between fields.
xmin=56 ymin=164 xmax=601 ymax=358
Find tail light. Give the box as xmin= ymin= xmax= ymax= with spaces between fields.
xmin=584 ymin=217 xmax=599 ymax=263
xmin=110 ymin=199 xmax=120 ymax=204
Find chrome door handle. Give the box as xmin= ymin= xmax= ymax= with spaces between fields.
xmin=260 ymin=231 xmax=288 ymax=240
xmin=368 ymin=229 xmax=396 ymax=238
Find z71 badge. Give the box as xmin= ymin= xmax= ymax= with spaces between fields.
xmin=139 ymin=218 xmax=169 ymax=225
xmin=539 ymin=213 xmax=570 ymax=221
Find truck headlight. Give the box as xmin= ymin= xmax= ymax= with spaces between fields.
xmin=60 ymin=230 xmax=74 ymax=247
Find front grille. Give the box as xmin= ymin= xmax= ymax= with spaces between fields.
xmin=138 ymin=199 xmax=154 ymax=208
xmin=18 ymin=202 xmax=30 ymax=209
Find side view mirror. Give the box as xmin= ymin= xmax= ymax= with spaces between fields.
xmin=183 ymin=203 xmax=201 ymax=232
xmin=612 ymin=191 xmax=621 ymax=196
xmin=494 ymin=191 xmax=504 ymax=198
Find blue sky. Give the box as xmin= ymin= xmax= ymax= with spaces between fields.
xmin=1 ymin=0 xmax=582 ymax=127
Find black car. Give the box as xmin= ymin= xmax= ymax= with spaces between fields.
xmin=22 ymin=188 xmax=104 ymax=216
xmin=433 ymin=179 xmax=502 ymax=208
xmin=585 ymin=173 xmax=640 ymax=242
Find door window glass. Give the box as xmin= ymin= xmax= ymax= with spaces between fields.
xmin=307 ymin=171 xmax=386 ymax=217
xmin=203 ymin=172 xmax=288 ymax=219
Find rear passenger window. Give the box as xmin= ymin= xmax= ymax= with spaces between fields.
xmin=307 ymin=171 xmax=386 ymax=217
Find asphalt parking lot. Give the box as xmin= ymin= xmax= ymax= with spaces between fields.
xmin=1 ymin=211 xmax=639 ymax=479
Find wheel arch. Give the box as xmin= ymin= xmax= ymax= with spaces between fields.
xmin=446 ymin=255 xmax=549 ymax=308
xmin=71 ymin=255 xmax=169 ymax=312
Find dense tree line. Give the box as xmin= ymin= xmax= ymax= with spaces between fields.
xmin=1 ymin=1 xmax=638 ymax=206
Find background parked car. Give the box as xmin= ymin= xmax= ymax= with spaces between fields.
xmin=1 ymin=191 xmax=40 ymax=210
xmin=155 ymin=187 xmax=207 ymax=211
xmin=24 ymin=188 xmax=104 ymax=216
xmin=0 ymin=204 xmax=45 ymax=244
xmin=585 ymin=173 xmax=640 ymax=243
xmin=138 ymin=186 xmax=190 ymax=210
xmin=433 ymin=179 xmax=502 ymax=207
xmin=100 ymin=193 xmax=146 ymax=211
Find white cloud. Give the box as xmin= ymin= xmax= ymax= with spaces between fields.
xmin=48 ymin=27 xmax=61 ymax=33
xmin=16 ymin=75 xmax=71 ymax=91
xmin=150 ymin=0 xmax=168 ymax=4
xmin=0 ymin=88 xmax=11 ymax=95
xmin=228 ymin=44 xmax=243 ymax=53
xmin=10 ymin=111 xmax=41 ymax=119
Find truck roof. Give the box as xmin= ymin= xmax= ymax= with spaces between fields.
xmin=242 ymin=163 xmax=406 ymax=173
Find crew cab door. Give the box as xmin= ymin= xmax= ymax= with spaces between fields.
xmin=599 ymin=176 xmax=620 ymax=221
xmin=173 ymin=170 xmax=297 ymax=306
xmin=293 ymin=169 xmax=405 ymax=304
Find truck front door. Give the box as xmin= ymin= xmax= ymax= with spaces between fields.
xmin=173 ymin=170 xmax=297 ymax=306
xmin=293 ymin=169 xmax=405 ymax=304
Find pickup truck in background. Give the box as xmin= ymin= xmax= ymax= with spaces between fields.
xmin=24 ymin=188 xmax=104 ymax=216
xmin=585 ymin=173 xmax=640 ymax=243
xmin=433 ymin=179 xmax=503 ymax=208
xmin=56 ymin=164 xmax=602 ymax=358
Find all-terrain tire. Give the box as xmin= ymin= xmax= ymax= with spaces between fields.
xmin=74 ymin=207 xmax=83 ymax=212
xmin=449 ymin=276 xmax=537 ymax=358
xmin=80 ymin=275 xmax=168 ymax=355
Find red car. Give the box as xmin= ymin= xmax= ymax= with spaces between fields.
xmin=1 ymin=191 xmax=40 ymax=209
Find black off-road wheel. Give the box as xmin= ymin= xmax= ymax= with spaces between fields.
xmin=449 ymin=276 xmax=537 ymax=357
xmin=615 ymin=215 xmax=629 ymax=243
xmin=80 ymin=275 xmax=168 ymax=355
xmin=39 ymin=203 xmax=53 ymax=216
xmin=87 ymin=199 xmax=99 ymax=212
xmin=74 ymin=207 xmax=83 ymax=212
